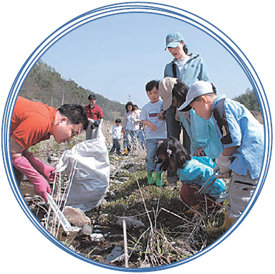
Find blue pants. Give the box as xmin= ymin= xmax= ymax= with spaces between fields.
xmin=124 ymin=130 xmax=137 ymax=149
xmin=110 ymin=138 xmax=121 ymax=154
xmin=145 ymin=139 xmax=163 ymax=172
xmin=137 ymin=130 xmax=145 ymax=149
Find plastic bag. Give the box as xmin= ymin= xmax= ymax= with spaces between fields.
xmin=55 ymin=137 xmax=110 ymax=211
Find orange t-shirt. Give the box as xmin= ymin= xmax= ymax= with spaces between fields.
xmin=11 ymin=96 xmax=57 ymax=150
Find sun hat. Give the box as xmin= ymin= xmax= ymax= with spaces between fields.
xmin=165 ymin=32 xmax=184 ymax=50
xmin=158 ymin=77 xmax=178 ymax=110
xmin=178 ymin=81 xmax=213 ymax=111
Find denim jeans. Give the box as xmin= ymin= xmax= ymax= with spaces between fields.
xmin=145 ymin=139 xmax=162 ymax=172
xmin=124 ymin=130 xmax=137 ymax=149
xmin=110 ymin=138 xmax=121 ymax=154
xmin=137 ymin=130 xmax=145 ymax=149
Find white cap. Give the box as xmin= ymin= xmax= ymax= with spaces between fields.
xmin=178 ymin=81 xmax=213 ymax=111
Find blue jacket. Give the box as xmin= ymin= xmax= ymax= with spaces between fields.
xmin=164 ymin=53 xmax=209 ymax=87
xmin=177 ymin=156 xmax=227 ymax=199
xmin=212 ymin=95 xmax=264 ymax=179
xmin=179 ymin=110 xmax=223 ymax=159
xmin=165 ymin=53 xmax=218 ymax=158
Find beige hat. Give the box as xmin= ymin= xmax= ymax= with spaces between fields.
xmin=158 ymin=77 xmax=178 ymax=110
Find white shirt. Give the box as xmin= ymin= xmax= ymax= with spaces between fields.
xmin=110 ymin=125 xmax=122 ymax=139
xmin=175 ymin=56 xmax=190 ymax=80
xmin=140 ymin=100 xmax=167 ymax=140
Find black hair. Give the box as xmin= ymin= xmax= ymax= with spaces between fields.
xmin=172 ymin=79 xmax=189 ymax=107
xmin=125 ymin=101 xmax=134 ymax=112
xmin=133 ymin=104 xmax=138 ymax=110
xmin=145 ymin=80 xmax=160 ymax=92
xmin=88 ymin=94 xmax=96 ymax=100
xmin=211 ymin=83 xmax=217 ymax=94
xmin=115 ymin=118 xmax=122 ymax=123
xmin=58 ymin=104 xmax=89 ymax=130
xmin=156 ymin=137 xmax=191 ymax=171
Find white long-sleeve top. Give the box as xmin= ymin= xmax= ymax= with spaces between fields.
xmin=110 ymin=125 xmax=122 ymax=139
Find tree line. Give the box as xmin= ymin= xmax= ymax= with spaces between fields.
xmin=20 ymin=60 xmax=125 ymax=121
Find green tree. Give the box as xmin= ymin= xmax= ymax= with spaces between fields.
xmin=234 ymin=88 xmax=260 ymax=111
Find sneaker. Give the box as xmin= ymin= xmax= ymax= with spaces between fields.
xmin=156 ymin=172 xmax=163 ymax=187
xmin=147 ymin=171 xmax=154 ymax=185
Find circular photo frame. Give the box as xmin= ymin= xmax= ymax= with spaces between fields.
xmin=2 ymin=2 xmax=272 ymax=272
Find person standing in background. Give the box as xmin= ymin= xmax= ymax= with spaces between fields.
xmin=122 ymin=101 xmax=140 ymax=154
xmin=109 ymin=118 xmax=123 ymax=155
xmin=84 ymin=94 xmax=104 ymax=140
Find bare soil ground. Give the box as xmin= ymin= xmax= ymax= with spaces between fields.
xmin=20 ymin=123 xmax=229 ymax=269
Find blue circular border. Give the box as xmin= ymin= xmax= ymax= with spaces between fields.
xmin=1 ymin=2 xmax=272 ymax=272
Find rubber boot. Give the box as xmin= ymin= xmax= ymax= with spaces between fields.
xmin=147 ymin=171 xmax=154 ymax=185
xmin=221 ymin=210 xmax=237 ymax=230
xmin=156 ymin=172 xmax=163 ymax=187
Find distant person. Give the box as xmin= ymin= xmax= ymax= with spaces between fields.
xmin=109 ymin=118 xmax=122 ymax=155
xmin=84 ymin=94 xmax=104 ymax=139
xmin=156 ymin=137 xmax=226 ymax=212
xmin=11 ymin=96 xmax=89 ymax=202
xmin=122 ymin=101 xmax=139 ymax=155
xmin=140 ymin=80 xmax=167 ymax=187
xmin=133 ymin=104 xmax=145 ymax=150
xmin=179 ymin=80 xmax=264 ymax=230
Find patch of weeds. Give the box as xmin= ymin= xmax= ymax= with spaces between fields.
xmin=112 ymin=170 xmax=148 ymax=198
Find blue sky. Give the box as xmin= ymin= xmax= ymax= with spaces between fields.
xmin=41 ymin=12 xmax=252 ymax=108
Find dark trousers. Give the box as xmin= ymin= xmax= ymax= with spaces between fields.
xmin=165 ymin=106 xmax=190 ymax=179
xmin=110 ymin=138 xmax=121 ymax=154
xmin=179 ymin=184 xmax=215 ymax=208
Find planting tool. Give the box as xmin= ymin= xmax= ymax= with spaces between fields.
xmin=197 ymin=173 xmax=217 ymax=195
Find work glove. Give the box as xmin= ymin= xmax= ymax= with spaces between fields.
xmin=12 ymin=156 xmax=52 ymax=202
xmin=88 ymin=118 xmax=95 ymax=124
xmin=23 ymin=150 xmax=56 ymax=181
xmin=214 ymin=154 xmax=231 ymax=178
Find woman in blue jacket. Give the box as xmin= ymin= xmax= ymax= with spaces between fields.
xmin=163 ymin=32 xmax=221 ymax=159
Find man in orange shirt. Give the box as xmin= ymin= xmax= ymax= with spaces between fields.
xmin=11 ymin=96 xmax=89 ymax=202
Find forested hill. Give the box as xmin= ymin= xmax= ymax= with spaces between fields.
xmin=19 ymin=60 xmax=125 ymax=121
xmin=20 ymin=60 xmax=260 ymax=122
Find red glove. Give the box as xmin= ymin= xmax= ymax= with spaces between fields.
xmin=12 ymin=156 xmax=51 ymax=202
xmin=23 ymin=150 xmax=56 ymax=181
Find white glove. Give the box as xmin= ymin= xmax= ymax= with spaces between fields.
xmin=214 ymin=154 xmax=231 ymax=178
xmin=88 ymin=118 xmax=95 ymax=124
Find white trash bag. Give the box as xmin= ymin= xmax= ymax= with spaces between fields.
xmin=55 ymin=138 xmax=110 ymax=212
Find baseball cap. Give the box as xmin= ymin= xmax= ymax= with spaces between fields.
xmin=165 ymin=32 xmax=184 ymax=50
xmin=178 ymin=81 xmax=213 ymax=111
xmin=158 ymin=77 xmax=178 ymax=110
